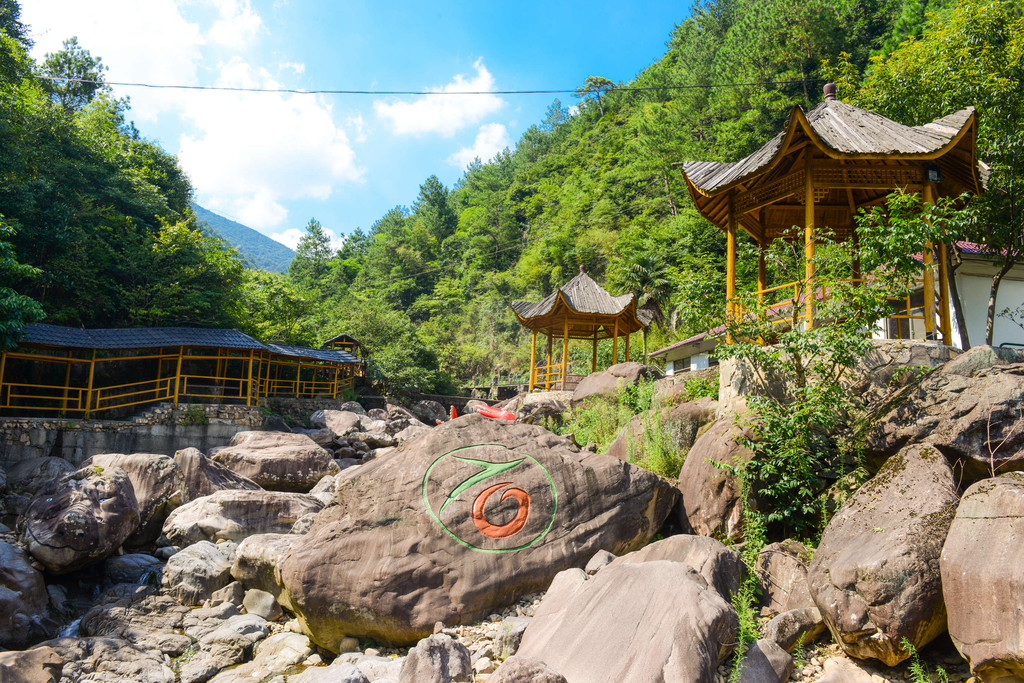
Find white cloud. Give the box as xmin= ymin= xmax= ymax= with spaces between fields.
xmin=373 ymin=58 xmax=505 ymax=137
xmin=22 ymin=0 xmax=205 ymax=122
xmin=346 ymin=114 xmax=368 ymax=143
xmin=207 ymin=0 xmax=264 ymax=48
xmin=447 ymin=123 xmax=511 ymax=168
xmin=269 ymin=227 xmax=304 ymax=249
xmin=178 ymin=59 xmax=364 ymax=229
xmin=269 ymin=225 xmax=344 ymax=251
xmin=279 ymin=61 xmax=306 ymax=75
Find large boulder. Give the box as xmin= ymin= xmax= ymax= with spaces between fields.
xmin=848 ymin=339 xmax=960 ymax=408
xmin=172 ymin=447 xmax=261 ymax=499
xmin=277 ymin=414 xmax=678 ymax=648
xmin=941 ymin=472 xmax=1024 ymax=680
xmin=0 ymin=540 xmax=53 ymax=648
xmin=499 ymin=391 xmax=572 ymax=427
xmin=310 ymin=410 xmax=363 ymax=437
xmin=677 ymin=419 xmax=754 ymax=541
xmin=570 ymin=362 xmax=663 ymax=408
xmin=399 ymin=634 xmax=472 ymax=683
xmin=85 ymin=453 xmax=186 ymax=546
xmin=516 ymin=562 xmax=738 ymax=683
xmin=212 ymin=431 xmax=340 ymax=492
xmin=0 ymin=647 xmax=63 ymax=683
xmin=230 ymin=533 xmax=300 ymax=598
xmin=41 ymin=636 xmax=174 ymax=683
xmin=22 ymin=465 xmax=139 ymax=573
xmin=605 ymin=401 xmax=715 ymax=463
xmin=80 ymin=585 xmax=190 ymax=655
xmin=162 ymin=490 xmax=323 ymax=547
xmin=608 ymin=534 xmax=745 ymax=601
xmin=4 ymin=457 xmax=75 ymax=496
xmin=164 ymin=541 xmax=235 ymax=606
xmin=489 ymin=656 xmax=567 ymax=683
xmin=755 ymin=539 xmax=816 ymax=616
xmin=865 ymin=346 xmax=1024 ymax=480
xmin=807 ymin=444 xmax=959 ymax=666
xmin=410 ymin=400 xmax=448 ymax=425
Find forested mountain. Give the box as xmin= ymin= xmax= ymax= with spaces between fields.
xmin=193 ymin=204 xmax=295 ymax=274
xmin=0 ymin=0 xmax=1019 ymax=390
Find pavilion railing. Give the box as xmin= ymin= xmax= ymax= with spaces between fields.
xmin=733 ymin=277 xmax=931 ymax=337
xmin=533 ymin=363 xmax=562 ymax=390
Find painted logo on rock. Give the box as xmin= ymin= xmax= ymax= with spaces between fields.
xmin=422 ymin=444 xmax=557 ymax=553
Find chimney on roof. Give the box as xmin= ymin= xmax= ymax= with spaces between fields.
xmin=579 ymin=264 xmax=585 ymax=274
xmin=824 ymin=83 xmax=837 ymax=101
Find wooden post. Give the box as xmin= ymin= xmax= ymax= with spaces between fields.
xmin=591 ymin=331 xmax=598 ymax=373
xmin=805 ymin=153 xmax=816 ymax=328
xmin=172 ymin=346 xmax=183 ymax=406
xmin=624 ymin=330 xmax=630 ymax=362
xmin=938 ymin=242 xmax=953 ymax=344
xmin=246 ymin=350 xmax=254 ymax=406
xmin=85 ymin=350 xmax=97 ymax=418
xmin=757 ymin=245 xmax=767 ymax=305
xmin=529 ymin=330 xmax=537 ymax=391
xmin=560 ymin=318 xmax=569 ymax=391
xmin=612 ymin=319 xmax=619 ymax=366
xmin=726 ymin=193 xmax=737 ymax=342
xmin=546 ymin=332 xmax=553 ymax=390
xmin=61 ymin=352 xmax=72 ymax=412
xmin=332 ymin=363 xmax=340 ymax=398
xmin=922 ymin=182 xmax=937 ymax=339
xmin=0 ymin=350 xmax=6 ymax=409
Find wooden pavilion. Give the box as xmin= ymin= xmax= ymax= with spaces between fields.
xmin=0 ymin=324 xmax=363 ymax=418
xmin=511 ymin=266 xmax=651 ymax=391
xmin=681 ymin=84 xmax=987 ymax=344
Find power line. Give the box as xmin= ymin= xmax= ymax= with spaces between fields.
xmin=33 ymin=74 xmax=824 ymax=96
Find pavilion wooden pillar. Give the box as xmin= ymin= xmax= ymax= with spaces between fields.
xmin=624 ymin=331 xmax=630 ymax=363
xmin=591 ymin=332 xmax=598 ymax=373
xmin=757 ymin=246 xmax=767 ymax=305
xmin=0 ymin=351 xmax=7 ymax=409
xmin=726 ymin=193 xmax=737 ymax=342
xmin=921 ymin=182 xmax=937 ymax=339
xmin=61 ymin=352 xmax=72 ymax=412
xmin=172 ymin=346 xmax=184 ymax=406
xmin=529 ymin=330 xmax=538 ymax=391
xmin=612 ymin=319 xmax=619 ymax=366
xmin=804 ymin=153 xmax=816 ymax=328
xmin=545 ymin=332 xmax=553 ymax=391
xmin=560 ymin=318 xmax=569 ymax=390
xmin=85 ymin=350 xmax=97 ymax=418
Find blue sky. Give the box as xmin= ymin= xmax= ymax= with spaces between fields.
xmin=21 ymin=1 xmax=688 ymax=249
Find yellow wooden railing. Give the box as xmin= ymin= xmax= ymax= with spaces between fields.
xmin=533 ymin=363 xmax=563 ymax=390
xmin=0 ymin=348 xmax=361 ymax=417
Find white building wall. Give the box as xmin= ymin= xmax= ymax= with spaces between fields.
xmin=691 ymin=353 xmax=711 ymax=370
xmin=955 ymin=265 xmax=1024 ymax=348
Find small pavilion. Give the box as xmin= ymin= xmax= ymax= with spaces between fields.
xmin=511 ymin=267 xmax=651 ymax=391
xmin=680 ymin=84 xmax=987 ymax=344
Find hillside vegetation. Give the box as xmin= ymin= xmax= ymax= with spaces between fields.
xmin=193 ymin=204 xmax=295 ymax=274
xmin=0 ymin=0 xmax=1019 ymax=391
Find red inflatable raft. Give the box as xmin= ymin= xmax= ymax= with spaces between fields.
xmin=474 ymin=404 xmax=517 ymax=422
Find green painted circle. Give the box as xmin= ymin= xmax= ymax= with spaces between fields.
xmin=421 ymin=444 xmax=558 ymax=554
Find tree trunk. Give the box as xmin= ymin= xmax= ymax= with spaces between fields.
xmin=946 ymin=245 xmax=970 ymax=349
xmin=986 ymin=257 xmax=1016 ymax=345
xmin=662 ymin=174 xmax=678 ymax=216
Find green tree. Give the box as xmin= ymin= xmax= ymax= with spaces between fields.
xmin=856 ymin=0 xmax=1024 ymax=345
xmin=289 ymin=218 xmax=333 ymax=289
xmin=39 ymin=37 xmax=109 ymax=111
xmin=0 ymin=218 xmax=43 ymax=349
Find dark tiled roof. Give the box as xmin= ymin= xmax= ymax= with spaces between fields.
xmin=18 ymin=324 xmax=362 ymax=364
xmin=684 ymin=101 xmax=980 ymax=195
xmin=511 ymin=270 xmax=648 ymax=322
xmin=21 ymin=324 xmax=266 ymax=350
xmin=265 ymin=343 xmax=361 ymax=364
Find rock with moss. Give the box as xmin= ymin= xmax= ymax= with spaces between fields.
xmin=807 ymin=443 xmax=959 ymax=666
xmin=941 ymin=471 xmax=1024 ymax=681
xmin=569 ymin=362 xmax=662 ymax=408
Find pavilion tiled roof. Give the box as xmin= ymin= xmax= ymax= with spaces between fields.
xmin=683 ymin=100 xmax=985 ymax=196
xmin=18 ymin=324 xmax=362 ymax=364
xmin=511 ymin=270 xmax=653 ymax=325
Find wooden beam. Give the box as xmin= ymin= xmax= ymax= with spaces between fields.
xmin=85 ymin=349 xmax=97 ymax=418
xmin=612 ymin=318 xmax=619 ymax=365
xmin=561 ymin=317 xmax=569 ymax=391
xmin=592 ymin=332 xmax=597 ymax=373
xmin=922 ymin=182 xmax=937 ymax=339
xmin=546 ymin=333 xmax=553 ymax=391
xmin=624 ymin=330 xmax=630 ymax=362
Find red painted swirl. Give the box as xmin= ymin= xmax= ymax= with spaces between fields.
xmin=472 ymin=482 xmax=530 ymax=539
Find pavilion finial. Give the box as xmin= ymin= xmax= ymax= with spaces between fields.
xmin=824 ymin=83 xmax=837 ymax=101
xmin=579 ymin=264 xmax=585 ymax=274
